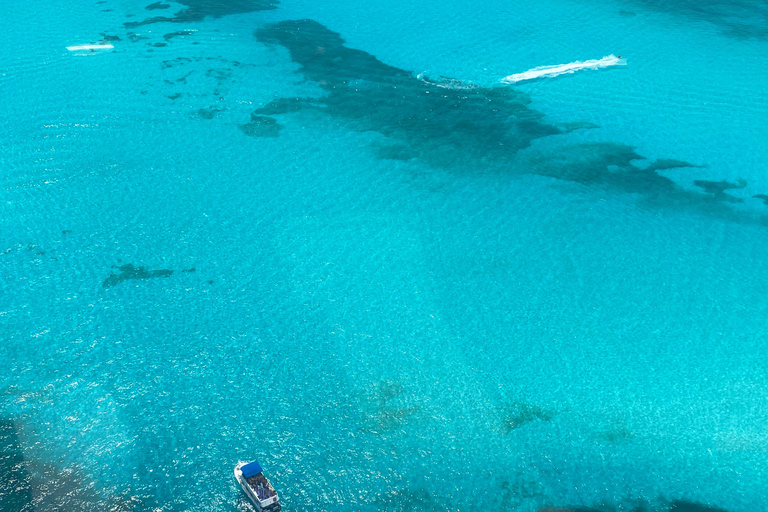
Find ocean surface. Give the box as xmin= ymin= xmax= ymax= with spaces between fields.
xmin=2 ymin=0 xmax=768 ymax=511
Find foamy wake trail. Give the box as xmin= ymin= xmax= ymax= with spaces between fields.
xmin=417 ymin=74 xmax=477 ymax=90
xmin=501 ymin=55 xmax=626 ymax=83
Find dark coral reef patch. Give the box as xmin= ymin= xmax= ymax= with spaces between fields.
xmin=126 ymin=0 xmax=278 ymax=28
xmin=0 ymin=417 xmax=133 ymax=510
xmin=255 ymin=19 xmax=560 ymax=168
xmin=102 ymin=263 xmax=173 ymax=288
xmin=537 ymin=500 xmax=732 ymax=512
xmin=632 ymin=0 xmax=768 ymax=39
xmin=240 ymin=115 xmax=282 ymax=137
xmin=501 ymin=401 xmax=554 ymax=433
xmin=145 ymin=1 xmax=170 ymax=10
xmin=252 ymin=19 xmax=764 ymax=224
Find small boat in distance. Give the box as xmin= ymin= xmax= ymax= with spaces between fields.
xmin=66 ymin=44 xmax=114 ymax=51
xmin=501 ymin=54 xmax=626 ymax=83
xmin=234 ymin=460 xmax=282 ymax=511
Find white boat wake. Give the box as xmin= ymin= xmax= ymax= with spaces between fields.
xmin=66 ymin=44 xmax=114 ymax=51
xmin=416 ymin=74 xmax=478 ymax=90
xmin=501 ymin=54 xmax=625 ymax=84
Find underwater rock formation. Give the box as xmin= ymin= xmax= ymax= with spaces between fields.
xmin=254 ymin=21 xmax=733 ymax=206
xmin=501 ymin=401 xmax=554 ymax=433
xmin=251 ymin=18 xmax=766 ymax=226
xmin=669 ymin=501 xmax=730 ymax=512
xmin=632 ymin=0 xmax=768 ymax=39
xmin=164 ymin=30 xmax=194 ymax=41
xmin=377 ymin=486 xmax=444 ymax=512
xmin=126 ymin=0 xmax=278 ymax=27
xmin=0 ymin=419 xmax=31 ymax=511
xmin=645 ymin=159 xmax=702 ymax=173
xmin=599 ymin=425 xmax=636 ymax=442
xmin=535 ymin=499 xmax=733 ymax=512
xmin=363 ymin=380 xmax=420 ymax=431
xmin=240 ymin=115 xmax=282 ymax=137
xmin=693 ymin=179 xmax=747 ymax=202
xmin=145 ymin=1 xmax=170 ymax=9
xmin=255 ymin=19 xmax=560 ymax=168
xmin=0 ymin=417 xmax=133 ymax=511
xmin=198 ymin=107 xmax=222 ymax=119
xmin=102 ymin=264 xmax=173 ymax=288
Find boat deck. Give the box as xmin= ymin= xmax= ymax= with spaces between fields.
xmin=245 ymin=473 xmax=277 ymax=502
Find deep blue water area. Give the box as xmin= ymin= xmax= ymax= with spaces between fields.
xmin=2 ymin=0 xmax=768 ymax=511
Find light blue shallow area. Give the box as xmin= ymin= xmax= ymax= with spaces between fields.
xmin=2 ymin=0 xmax=768 ymax=511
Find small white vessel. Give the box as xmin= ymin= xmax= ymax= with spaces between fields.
xmin=66 ymin=44 xmax=114 ymax=51
xmin=234 ymin=460 xmax=281 ymax=511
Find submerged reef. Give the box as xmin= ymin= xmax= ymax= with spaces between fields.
xmin=631 ymin=0 xmax=768 ymax=39
xmin=363 ymin=380 xmax=420 ymax=431
xmin=255 ymin=19 xmax=560 ymax=168
xmin=0 ymin=419 xmax=30 ymax=511
xmin=145 ymin=1 xmax=170 ymax=9
xmin=102 ymin=263 xmax=173 ymax=288
xmin=254 ymin=20 xmax=764 ymax=221
xmin=599 ymin=425 xmax=636 ymax=442
xmin=198 ymin=107 xmax=223 ymax=119
xmin=669 ymin=501 xmax=730 ymax=512
xmin=377 ymin=486 xmax=447 ymax=512
xmin=126 ymin=0 xmax=278 ymax=28
xmin=537 ymin=500 xmax=732 ymax=512
xmin=0 ymin=417 xmax=133 ymax=511
xmin=693 ymin=179 xmax=747 ymax=202
xmin=164 ymin=30 xmax=194 ymax=42
xmin=501 ymin=401 xmax=554 ymax=433
xmin=240 ymin=114 xmax=282 ymax=137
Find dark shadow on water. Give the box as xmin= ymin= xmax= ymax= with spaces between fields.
xmin=126 ymin=0 xmax=278 ymax=28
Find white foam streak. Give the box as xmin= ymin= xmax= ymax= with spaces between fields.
xmin=66 ymin=44 xmax=114 ymax=51
xmin=501 ymin=55 xmax=626 ymax=83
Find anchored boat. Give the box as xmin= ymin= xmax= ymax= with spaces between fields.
xmin=234 ymin=460 xmax=281 ymax=511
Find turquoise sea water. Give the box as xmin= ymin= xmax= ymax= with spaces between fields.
xmin=2 ymin=0 xmax=768 ymax=511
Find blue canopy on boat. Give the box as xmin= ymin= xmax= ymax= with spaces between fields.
xmin=241 ymin=461 xmax=263 ymax=478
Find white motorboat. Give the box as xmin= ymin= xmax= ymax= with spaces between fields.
xmin=234 ymin=460 xmax=281 ymax=511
